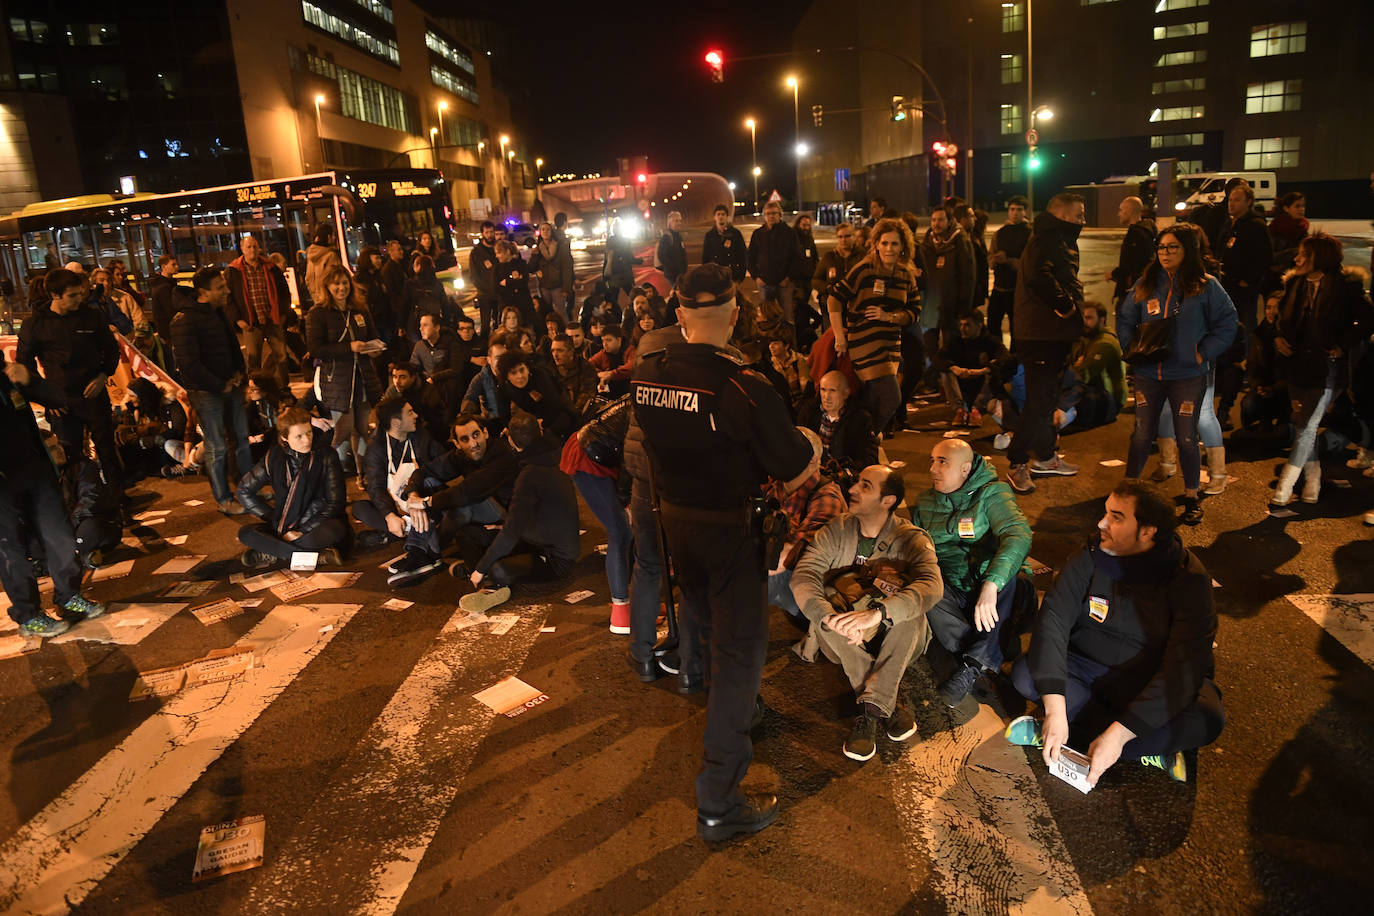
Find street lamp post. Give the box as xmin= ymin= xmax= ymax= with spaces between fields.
xmin=785 ymin=76 xmax=800 ymax=210
xmin=429 ymin=127 xmax=438 ymax=166
xmin=499 ymin=134 xmax=510 ymax=211
xmin=313 ymin=93 xmax=326 ymax=167
xmin=437 ymin=100 xmax=447 ymax=147
xmin=535 ymin=157 xmax=543 ymax=202
xmin=744 ymin=117 xmax=758 ymax=212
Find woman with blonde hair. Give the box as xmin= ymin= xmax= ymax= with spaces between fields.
xmin=305 ymin=264 xmax=383 ymax=474
xmin=826 ymin=216 xmax=919 ymax=434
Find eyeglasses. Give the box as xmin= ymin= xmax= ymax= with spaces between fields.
xmin=1156 ymin=244 xmax=1182 ymax=254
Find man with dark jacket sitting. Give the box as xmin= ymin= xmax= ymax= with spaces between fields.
xmin=388 ymin=412 xmax=520 ymax=587
xmin=458 ymin=411 xmax=581 ymax=612
xmin=797 ymin=370 xmax=879 ymax=484
xmin=352 ymin=398 xmax=446 ymax=550
xmin=236 ymin=407 xmax=348 ymax=568
xmin=1005 ymin=480 xmax=1225 ymax=785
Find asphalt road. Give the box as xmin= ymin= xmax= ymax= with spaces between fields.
xmin=1 ymin=225 xmax=1372 ymax=914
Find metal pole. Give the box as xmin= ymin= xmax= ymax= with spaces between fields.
xmin=314 ymin=100 xmax=325 ymax=167
xmin=967 ymin=16 xmax=974 ymax=202
xmin=1026 ymin=0 xmax=1034 ymax=211
xmin=792 ymin=82 xmax=801 ymax=211
xmin=751 ymin=123 xmax=758 ymax=212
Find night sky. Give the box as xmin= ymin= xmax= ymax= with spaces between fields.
xmin=464 ymin=2 xmax=813 ymax=192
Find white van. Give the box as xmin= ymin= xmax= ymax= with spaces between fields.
xmin=1176 ymin=171 xmax=1278 ymax=213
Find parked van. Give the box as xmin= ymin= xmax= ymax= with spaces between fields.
xmin=1176 ymin=171 xmax=1278 ymax=214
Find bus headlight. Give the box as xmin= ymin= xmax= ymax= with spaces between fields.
xmin=454 ymin=277 xmax=465 ymax=289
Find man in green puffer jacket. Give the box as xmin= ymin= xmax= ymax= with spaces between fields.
xmin=913 ymin=439 xmax=1032 ymax=707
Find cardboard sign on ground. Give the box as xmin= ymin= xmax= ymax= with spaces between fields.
xmin=192 ymin=815 xmax=265 ymax=882
xmin=473 ymin=676 xmax=548 ymax=718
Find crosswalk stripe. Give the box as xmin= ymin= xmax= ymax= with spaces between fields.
xmin=1286 ymin=593 xmax=1374 ymax=669
xmin=0 ymin=603 xmax=361 ymax=915
xmin=888 ymin=703 xmax=1094 ymax=915
xmin=242 ymin=603 xmax=551 ymax=914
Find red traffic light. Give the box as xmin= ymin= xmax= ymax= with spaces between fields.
xmin=705 ymin=49 xmax=724 ymax=82
xmin=931 ymin=140 xmax=948 ymax=157
xmin=636 ymin=173 xmax=647 ymax=184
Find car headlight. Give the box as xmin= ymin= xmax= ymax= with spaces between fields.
xmin=454 ymin=277 xmax=465 ymax=289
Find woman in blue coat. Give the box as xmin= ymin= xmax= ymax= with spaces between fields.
xmin=1117 ymin=224 xmax=1237 ymax=524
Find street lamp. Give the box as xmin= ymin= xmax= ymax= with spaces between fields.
xmin=313 ymin=93 xmax=326 ymax=167
xmin=535 ymin=157 xmax=543 ymax=201
xmin=796 ymin=142 xmax=809 ymax=158
xmin=436 ymin=99 xmax=448 ymax=146
xmin=785 ymin=75 xmax=800 ymax=209
xmin=744 ymin=116 xmax=758 ymax=212
xmin=1005 ymin=0 xmax=1038 ymax=208
xmin=429 ymin=126 xmax=438 ymax=166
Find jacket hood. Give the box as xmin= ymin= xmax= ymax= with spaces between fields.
xmin=306 ymin=244 xmax=335 ymax=264
xmin=1090 ymin=531 xmax=1184 ymax=585
xmin=1033 ymin=209 xmax=1083 ymax=245
xmin=945 ymin=454 xmax=998 ymax=505
xmin=1279 ymin=264 xmax=1370 ymax=288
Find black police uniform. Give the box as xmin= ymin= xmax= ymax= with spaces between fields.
xmin=632 ymin=340 xmax=810 ymax=818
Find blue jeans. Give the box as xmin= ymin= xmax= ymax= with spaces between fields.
xmin=189 ymin=387 xmax=252 ymax=503
xmin=1011 ymin=653 xmax=1225 ymax=758
xmin=926 ymin=579 xmax=1015 ymax=671
xmin=627 ymin=474 xmax=665 ymax=664
xmin=1157 ymin=371 xmax=1222 ymax=449
xmin=407 ymin=492 xmax=504 ymax=556
xmin=767 ymin=568 xmax=800 ymax=618
xmin=1127 ymin=374 xmax=1206 ymax=490
xmin=574 ymin=471 xmax=631 ymax=600
xmin=1286 ymin=386 xmax=1333 ymax=469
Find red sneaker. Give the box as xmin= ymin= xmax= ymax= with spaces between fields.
xmin=610 ymin=600 xmax=631 ymax=635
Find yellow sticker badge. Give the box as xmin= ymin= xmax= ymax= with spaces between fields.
xmin=958 ymin=517 xmax=976 ymax=539
xmin=1088 ymin=595 xmax=1109 ymax=623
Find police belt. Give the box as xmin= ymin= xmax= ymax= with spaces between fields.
xmin=658 ymin=499 xmax=753 ymax=528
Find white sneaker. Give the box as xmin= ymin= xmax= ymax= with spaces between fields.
xmin=993 ymin=432 xmax=1012 ymax=450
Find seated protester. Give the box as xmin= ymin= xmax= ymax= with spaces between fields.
xmin=565 ymin=321 xmax=594 ymax=360
xmin=245 ymin=371 xmax=289 ymax=464
xmin=495 ymin=305 xmax=525 ymax=340
xmin=496 ymin=350 xmax=578 ymax=439
xmin=460 ymin=330 xmax=512 ymax=429
xmin=797 ymin=370 xmax=879 ymax=486
xmin=384 ymin=360 xmax=448 ymax=443
xmin=1066 ymin=301 xmax=1126 ymax=430
xmin=629 ymin=299 xmax=660 ymax=350
xmin=938 ymin=310 xmax=1007 ymax=427
xmin=117 ymin=378 xmax=183 ymax=480
xmin=581 ymin=317 xmax=606 ymax=359
xmin=1241 ymin=293 xmax=1290 ymax=434
xmin=765 ymin=428 xmax=847 ymax=626
xmin=236 ymin=407 xmax=349 ymax=568
xmin=550 ymin=333 xmax=599 ymax=413
xmin=402 ymin=253 xmax=456 ymax=344
xmin=41 ymin=433 xmax=122 ymax=570
xmin=450 ymin=315 xmax=485 ymax=388
xmin=352 ymin=397 xmax=446 ymax=549
xmin=590 ymin=324 xmax=634 ymax=397
xmin=538 ymin=313 xmax=564 ymax=351
xmin=411 ymin=312 xmax=471 ymax=414
xmin=91 ymin=266 xmax=147 ymax=334
xmin=458 ymin=411 xmax=581 ymax=612
xmin=495 ymin=241 xmax=539 ymax=329
xmin=913 ymin=440 xmax=1032 ymax=707
xmin=388 ymin=413 xmax=520 ymax=587
xmin=1006 ymin=480 xmax=1225 ymax=785
xmin=579 ymin=279 xmax=623 ymax=332
xmin=790 ymin=465 xmax=943 ymax=762
xmin=769 ymin=335 xmax=813 ymax=415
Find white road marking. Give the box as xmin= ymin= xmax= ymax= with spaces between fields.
xmin=242 ymin=604 xmax=550 ymax=914
xmin=1287 ymin=593 xmax=1374 ymax=669
xmin=0 ymin=603 xmax=361 ymax=915
xmin=889 ymin=702 xmax=1094 ymax=915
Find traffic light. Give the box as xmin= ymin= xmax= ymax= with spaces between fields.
xmin=891 ymin=95 xmax=906 ymax=122
xmin=1027 ymin=145 xmax=1042 ymax=171
xmin=812 ymin=104 xmax=823 ymax=127
xmin=636 ymin=172 xmax=647 ymax=184
xmin=931 ymin=141 xmax=959 ymax=174
xmin=704 ymin=50 xmax=724 ymax=83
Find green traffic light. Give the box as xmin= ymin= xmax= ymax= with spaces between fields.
xmin=1027 ymin=156 xmax=1042 ymax=171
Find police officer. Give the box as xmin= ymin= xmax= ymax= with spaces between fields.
xmin=633 ymin=263 xmax=812 ymax=844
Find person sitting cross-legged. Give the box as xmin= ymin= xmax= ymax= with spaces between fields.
xmin=790 ymin=464 xmax=943 ymax=762
xmin=236 ymin=407 xmax=349 ymax=568
xmin=459 ymin=411 xmax=581 ymax=612
xmin=1005 ymin=480 xmax=1225 ymax=785
xmin=912 ymin=439 xmax=1032 ymax=707
xmin=765 ymin=427 xmax=847 ymax=629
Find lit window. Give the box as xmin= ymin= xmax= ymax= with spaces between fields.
xmin=1245 ymin=80 xmax=1302 ymax=114
xmin=1153 ymin=21 xmax=1208 ymax=40
xmin=430 ymin=65 xmax=477 ymax=104
xmin=1150 ymin=132 xmax=1204 ymax=148
xmin=349 ymin=0 xmax=393 ymax=24
xmin=1172 ymin=159 xmax=1204 ymax=173
xmin=1000 ymin=152 xmax=1021 ymax=182
xmin=1243 ymin=136 xmax=1300 ymax=169
xmin=426 ymin=29 xmax=475 ymax=75
xmin=1000 ymin=103 xmax=1023 ymax=134
xmin=1152 ymin=78 xmax=1205 ymax=93
xmin=1080 ymin=0 xmax=1120 ymax=5
xmin=307 ymin=54 xmax=415 ymax=134
xmin=1000 ymin=54 xmax=1023 ymax=84
xmin=1150 ymin=105 xmax=1205 ymax=122
xmin=1155 ymin=49 xmax=1206 ymax=67
xmin=1001 ymin=3 xmax=1025 ymax=33
xmin=1251 ymin=22 xmax=1306 ymax=57
xmin=301 ymin=1 xmax=399 ymax=66
xmin=1155 ymin=0 xmax=1207 ymax=10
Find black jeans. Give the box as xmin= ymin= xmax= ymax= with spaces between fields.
xmin=238 ymin=519 xmax=349 ymax=561
xmin=0 ymin=455 xmax=82 ymax=624
xmin=988 ymin=289 xmax=1015 ymax=345
xmin=659 ymin=510 xmax=767 ymax=817
xmin=927 ymin=579 xmax=1016 ymax=671
xmin=627 ymin=474 xmax=667 ymax=664
xmin=1008 ymin=340 xmax=1073 ymax=466
xmin=54 ymin=392 xmax=123 ymax=493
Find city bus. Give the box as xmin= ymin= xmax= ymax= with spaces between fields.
xmin=0 ymin=168 xmax=462 ymax=316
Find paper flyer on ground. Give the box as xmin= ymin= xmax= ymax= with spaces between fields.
xmin=192 ymin=815 xmax=266 ymax=882
xmin=240 ymin=569 xmax=300 ymax=593
xmin=473 ymin=676 xmax=548 ymax=718
xmin=129 ymin=646 xmax=257 ymax=700
xmin=153 ymin=555 xmax=207 ymax=575
xmin=163 ymin=580 xmax=216 ymax=598
xmin=52 ymin=603 xmax=186 ymax=646
xmin=191 ymin=598 xmax=247 ymax=626
xmin=487 ymin=613 xmax=519 ymax=636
